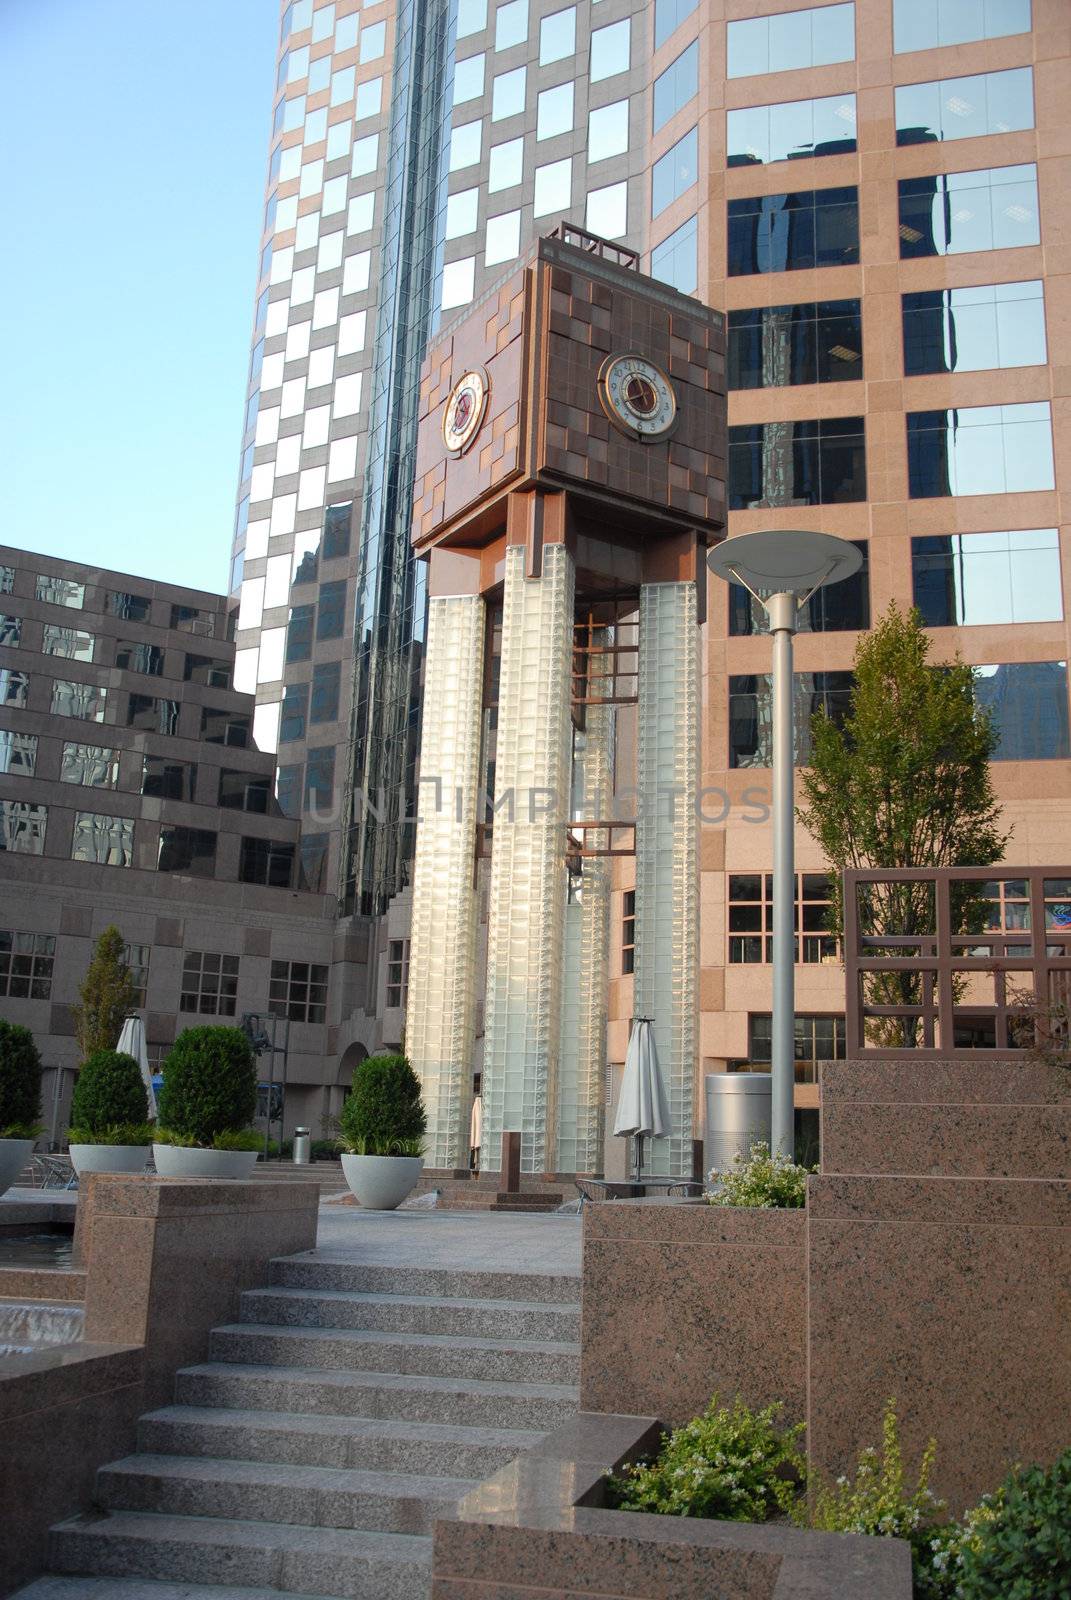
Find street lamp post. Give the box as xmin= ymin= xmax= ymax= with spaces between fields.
xmin=707 ymin=530 xmax=863 ymax=1160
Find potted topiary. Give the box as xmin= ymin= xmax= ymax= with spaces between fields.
xmin=67 ymin=1049 xmax=153 ymax=1175
xmin=0 ymin=1019 xmax=42 ymax=1197
xmin=153 ymin=1026 xmax=260 ymax=1178
xmin=339 ymin=1053 xmax=426 ymax=1209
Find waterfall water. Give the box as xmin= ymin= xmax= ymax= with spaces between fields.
xmin=0 ymin=1301 xmax=84 ymax=1357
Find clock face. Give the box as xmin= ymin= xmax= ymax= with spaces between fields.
xmin=597 ymin=353 xmax=678 ymax=442
xmin=442 ymin=367 xmax=490 ymax=455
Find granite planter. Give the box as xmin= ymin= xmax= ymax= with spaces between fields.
xmin=69 ymin=1143 xmax=150 ymax=1176
xmin=152 ymin=1145 xmax=258 ymax=1179
xmin=0 ymin=1136 xmax=33 ymax=1197
xmin=341 ymin=1153 xmax=422 ymax=1209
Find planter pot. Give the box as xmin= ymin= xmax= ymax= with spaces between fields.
xmin=341 ymin=1153 xmax=423 ymax=1210
xmin=69 ymin=1143 xmax=151 ymax=1176
xmin=0 ymin=1137 xmax=33 ymax=1198
xmin=152 ymin=1144 xmax=259 ymax=1180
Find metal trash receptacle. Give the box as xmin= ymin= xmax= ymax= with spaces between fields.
xmin=292 ymin=1126 xmax=312 ymax=1165
xmin=704 ymin=1072 xmax=771 ymax=1180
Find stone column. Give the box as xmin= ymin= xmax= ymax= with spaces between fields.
xmin=482 ymin=543 xmax=575 ymax=1174
xmin=634 ymin=580 xmax=699 ymax=1177
xmin=406 ymin=593 xmax=485 ymax=1171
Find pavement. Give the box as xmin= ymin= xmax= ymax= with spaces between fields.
xmin=311 ymin=1202 xmax=582 ymax=1276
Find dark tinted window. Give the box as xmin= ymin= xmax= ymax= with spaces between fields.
xmin=305 ymin=746 xmax=335 ymax=809
xmin=728 ymin=186 xmax=859 ymax=276
xmin=142 ymin=758 xmax=197 ymax=801
xmin=728 ymin=299 xmax=862 ymax=389
xmin=127 ymin=694 xmax=179 ymax=734
xmin=317 ymin=580 xmax=346 ymax=641
xmin=201 ymin=709 xmax=250 ymax=747
xmin=912 ymin=530 xmax=1061 ymax=628
xmin=311 ymin=661 xmax=341 ymax=722
xmin=728 ymin=416 xmax=866 ymax=509
xmin=106 ymin=591 xmax=152 ymax=621
xmin=729 ymin=671 xmax=854 ymax=767
xmin=287 ymin=604 xmax=315 ymax=663
xmin=974 ymin=662 xmax=1070 ymax=760
xmin=898 ymin=164 xmax=1038 ymax=258
xmin=184 ymin=654 xmax=232 ymax=689
xmin=116 ymin=641 xmax=164 ymax=676
xmin=901 ymin=280 xmax=1045 ymax=376
xmin=218 ymin=770 xmax=271 ymax=812
xmin=280 ymin=683 xmax=309 ymax=742
xmin=275 ymin=764 xmax=302 ymax=818
xmin=731 ymin=541 xmax=869 ymax=635
xmin=170 ymin=604 xmax=216 ymax=637
xmin=906 ymin=403 xmax=1053 ymax=498
xmin=239 ymin=835 xmax=295 ymax=887
xmin=158 ymin=825 xmax=217 ymax=876
xmin=300 ymin=832 xmax=329 ymax=891
xmin=322 ymin=503 xmax=352 ymax=560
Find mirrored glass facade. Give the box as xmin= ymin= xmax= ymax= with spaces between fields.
xmin=912 ymin=531 xmax=1062 ymax=626
xmin=729 ymin=299 xmax=863 ymax=388
xmin=729 ymin=672 xmax=855 ymax=767
xmin=898 ymin=164 xmax=1039 ymax=257
xmin=902 ymin=280 xmax=1046 ymax=374
xmin=729 ymin=417 xmax=867 ymax=508
xmin=728 ymin=187 xmax=859 ymax=275
xmin=907 ymin=403 xmax=1055 ymax=497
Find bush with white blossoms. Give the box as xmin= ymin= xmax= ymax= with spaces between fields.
xmin=707 ymin=1139 xmax=812 ymax=1209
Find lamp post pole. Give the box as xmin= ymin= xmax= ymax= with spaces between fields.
xmin=768 ymin=592 xmax=797 ymax=1161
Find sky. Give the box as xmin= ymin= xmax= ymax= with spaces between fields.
xmin=0 ymin=0 xmax=279 ymax=594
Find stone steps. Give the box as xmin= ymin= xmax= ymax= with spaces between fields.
xmin=207 ymin=1322 xmax=580 ymax=1385
xmin=12 ymin=1581 xmax=347 ymax=1600
xmin=269 ymin=1258 xmax=579 ymax=1304
xmin=239 ymin=1285 xmax=581 ymax=1342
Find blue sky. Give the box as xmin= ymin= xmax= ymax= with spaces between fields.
xmin=0 ymin=0 xmax=278 ymax=593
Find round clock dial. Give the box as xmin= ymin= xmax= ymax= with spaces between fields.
xmin=597 ymin=353 xmax=678 ymax=442
xmin=442 ymin=367 xmax=490 ymax=455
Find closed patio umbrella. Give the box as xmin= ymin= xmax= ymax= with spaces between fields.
xmin=613 ymin=1017 xmax=669 ymax=1182
xmin=116 ymin=1015 xmax=156 ymax=1121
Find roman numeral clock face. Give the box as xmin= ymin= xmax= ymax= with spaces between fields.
xmin=597 ymin=353 xmax=678 ymax=443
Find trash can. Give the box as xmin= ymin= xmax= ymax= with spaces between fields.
xmin=292 ymin=1126 xmax=312 ymax=1165
xmin=704 ymin=1072 xmax=771 ymax=1180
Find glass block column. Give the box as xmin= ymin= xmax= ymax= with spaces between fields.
xmin=635 ymin=581 xmax=699 ymax=1177
xmin=482 ymin=543 xmax=575 ymax=1175
xmin=405 ymin=593 xmax=485 ymax=1170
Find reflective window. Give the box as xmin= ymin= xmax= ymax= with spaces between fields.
xmin=0 ymin=731 xmax=37 ymax=777
xmin=495 ymin=0 xmax=527 ymax=50
xmin=305 ymin=744 xmax=336 ymax=808
xmin=276 ymin=764 xmax=302 ymax=818
xmin=651 ymin=215 xmax=698 ymax=293
xmin=450 ymin=119 xmax=483 ymax=171
xmin=442 ymin=257 xmax=476 ymax=308
xmin=158 ymin=826 xmax=217 ymax=877
xmin=360 ymin=19 xmax=386 ymax=60
xmin=71 ymin=812 xmax=133 ymax=867
xmin=301 ymin=834 xmax=329 ymax=892
xmin=142 ymin=757 xmax=196 ymax=801
xmin=730 ymin=673 xmax=854 ymax=767
xmin=729 ymin=416 xmax=866 ymax=509
xmin=446 ymin=186 xmax=479 ymax=237
xmin=492 ymin=64 xmax=526 ymax=120
xmin=540 ymin=6 xmax=575 ymax=64
xmin=591 ymin=18 xmax=630 ymax=81
xmin=458 ymin=0 xmax=487 ymax=36
xmin=306 ymin=60 xmax=330 ymax=97
xmin=184 ymin=653 xmax=232 ymax=689
xmin=732 ymin=541 xmax=869 ymax=634
xmin=589 ymin=100 xmax=629 ymax=162
xmin=486 ymin=208 xmax=521 ymax=264
xmin=105 ymin=590 xmax=151 ymax=621
xmin=287 ymin=44 xmax=309 ymax=81
xmin=287 ymin=603 xmax=315 ymax=662
xmin=312 ymin=4 xmax=334 ymax=42
xmin=61 ymin=742 xmax=117 ymax=788
xmin=903 ymin=280 xmax=1045 ymax=375
xmin=898 ymin=164 xmax=1039 ymax=257
xmin=728 ymin=2 xmax=854 ymax=75
xmin=729 ymin=874 xmax=838 ymax=964
xmin=652 ymin=126 xmax=698 ymax=217
xmin=317 ymin=578 xmax=346 ymax=640
xmin=894 ymin=0 xmax=1031 ymax=54
xmin=454 ymin=52 xmax=485 ymax=104
xmin=654 ymin=42 xmax=698 ymax=133
xmin=355 ymin=78 xmax=381 ymax=119
xmin=323 ymin=502 xmax=351 ymax=559
xmin=351 ymin=133 xmax=379 ymax=176
xmin=974 ymin=662 xmax=1070 ymax=760
xmin=0 ymin=615 xmax=15 ymax=647
xmin=0 ymin=568 xmax=14 ymax=595
xmin=749 ymin=1013 xmax=846 ymax=1074
xmin=729 ymin=299 xmax=863 ymax=388
xmin=127 ymin=694 xmax=179 ymax=735
xmin=171 ymin=604 xmax=215 ymax=637
xmin=907 ymin=402 xmax=1054 ymax=498
xmin=0 ymin=802 xmax=47 ymax=856
xmin=534 ymin=157 xmax=572 ymax=217
xmin=280 ymin=682 xmax=309 ymax=742
xmin=51 ymin=680 xmax=105 ymax=721
xmin=729 ymin=186 xmax=859 ymax=275
xmin=42 ymin=624 xmax=95 ymax=660
xmin=180 ymin=950 xmax=239 ymax=1017
xmin=36 ymin=575 xmax=84 ymax=609
xmin=283 ymin=95 xmax=306 ymax=132
xmin=913 ymin=530 xmax=1061 ymax=627
xmin=239 ymin=836 xmax=295 ymax=888
xmin=538 ymin=82 xmax=573 ymax=140
xmin=325 ymin=121 xmax=350 ymax=160
xmin=116 ymin=640 xmax=164 ymax=676
xmin=654 ymin=0 xmax=697 ymax=51
xmin=201 ymin=709 xmax=250 ymax=747
xmin=311 ymin=661 xmax=341 ymax=722
xmin=896 ymin=67 xmax=1033 ymax=146
xmin=489 ymin=136 xmax=524 ymax=190
xmin=0 ymin=930 xmax=55 ymax=1000
xmin=728 ymin=94 xmax=857 ymax=165
xmin=587 ymin=182 xmax=628 ymax=238
xmin=330 ymin=65 xmax=355 ymax=104
xmin=269 ymin=959 xmax=328 ymax=1023
xmin=0 ymin=669 xmax=28 ymax=708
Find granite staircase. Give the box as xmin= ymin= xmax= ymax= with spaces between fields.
xmin=15 ymin=1259 xmax=581 ymax=1600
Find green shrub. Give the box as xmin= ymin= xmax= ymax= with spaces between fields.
xmin=607 ymin=1394 xmax=805 ymax=1522
xmin=707 ymin=1140 xmax=812 ymax=1209
xmin=69 ymin=1050 xmax=148 ymax=1139
xmin=954 ymin=1450 xmax=1071 ymax=1600
xmin=0 ymin=1018 xmax=42 ymax=1137
xmin=211 ymin=1127 xmax=267 ymax=1153
xmin=156 ymin=1026 xmax=257 ymax=1147
xmin=74 ymin=926 xmax=136 ymax=1060
xmin=338 ymin=1054 xmax=426 ymax=1156
xmin=67 ymin=1122 xmax=154 ymax=1146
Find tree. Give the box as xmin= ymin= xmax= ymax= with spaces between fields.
xmin=797 ymin=605 xmax=1009 ymax=1044
xmin=74 ymin=927 xmax=136 ymax=1060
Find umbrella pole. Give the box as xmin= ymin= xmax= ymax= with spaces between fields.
xmin=634 ymin=1132 xmax=643 ymax=1185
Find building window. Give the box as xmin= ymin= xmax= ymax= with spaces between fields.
xmin=386 ymin=939 xmax=410 ymax=1009
xmin=0 ymin=731 xmax=37 ymax=777
xmin=127 ymin=694 xmax=180 ymax=735
xmin=279 ymin=683 xmax=309 ymax=743
xmin=170 ymin=604 xmax=215 ymax=637
xmin=116 ymin=640 xmax=165 ymax=676
xmin=322 ymin=504 xmax=350 ymax=562
xmin=105 ymin=591 xmax=151 ymax=622
xmin=184 ymin=654 xmax=232 ymax=689
xmin=51 ymin=680 xmax=106 ymax=721
xmin=591 ymin=18 xmax=630 ymax=81
xmin=729 ymin=672 xmax=854 ymax=768
xmin=540 ymin=7 xmax=575 ymax=64
xmin=728 ymin=3 xmax=855 ymax=77
xmin=450 ymin=120 xmax=483 ymax=172
xmin=654 ymin=0 xmax=697 ymax=50
xmin=912 ymin=530 xmax=1061 ymax=627
xmin=141 ymin=757 xmax=197 ymax=801
xmin=201 ymin=709 xmax=250 ymax=748
xmin=124 ymin=942 xmax=150 ymax=1007
xmin=492 ymin=64 xmax=526 ymax=120
xmin=218 ymin=770 xmax=271 ymax=812
xmin=537 ymin=82 xmax=573 ymax=141
xmin=310 ymin=661 xmax=340 ymax=723
xmin=0 ymin=670 xmax=29 ymax=708
xmin=728 ymin=186 xmax=859 ymax=276
xmin=0 ymin=616 xmax=20 ymax=648
xmin=453 ymin=51 xmax=485 ymax=105
xmin=906 ymin=403 xmax=1054 ymax=499
xmin=587 ymin=181 xmax=628 ymax=239
xmin=305 ymin=745 xmax=335 ymax=809
xmin=898 ymin=163 xmax=1038 ymax=257
xmin=589 ymin=100 xmax=629 ymax=163
xmin=158 ymin=825 xmax=217 ymax=876
xmin=316 ymin=579 xmax=346 ymax=640
xmin=0 ymin=801 xmax=47 ymax=855
xmin=622 ymin=891 xmax=635 ymax=975
xmin=42 ymin=625 xmax=95 ymax=661
xmin=0 ymin=931 xmax=55 ymax=1000
xmin=651 ymin=215 xmax=698 ymax=295
xmin=269 ymin=958 xmax=328 ymax=1023
xmin=180 ymin=950 xmax=240 ymax=1016
xmin=36 ymin=575 xmax=84 ymax=609
xmin=652 ymin=126 xmax=698 ymax=217
xmin=0 ymin=567 xmax=13 ymax=594
xmin=728 ymin=416 xmax=866 ymax=510
xmin=300 ymin=832 xmax=329 ymax=891
xmin=729 ymin=874 xmax=838 ymax=964
xmin=71 ymin=812 xmax=132 ymax=866
xmin=62 ymin=742 xmax=118 ymax=788
xmin=728 ymin=299 xmax=863 ymax=389
xmin=534 ymin=157 xmax=571 ymax=216
xmin=276 ymin=764 xmax=302 ymax=818
xmin=902 ymin=280 xmax=1045 ymax=376
xmin=895 ymin=66 xmax=1033 ymax=146
xmin=489 ymin=136 xmax=524 ymax=190
xmin=974 ymin=662 xmax=1070 ymax=760
xmin=748 ymin=1013 xmax=846 ymax=1082
xmin=286 ymin=605 xmax=315 ymax=664
xmin=239 ymin=836 xmax=295 ymax=887
xmin=894 ymin=0 xmax=1030 ymax=53
xmin=654 ymin=41 xmax=698 ymax=132
xmin=731 ymin=541 xmax=869 ymax=634
xmin=457 ymin=0 xmax=486 ymax=35
xmin=495 ymin=0 xmax=526 ymax=50
xmin=728 ymin=94 xmax=856 ymax=167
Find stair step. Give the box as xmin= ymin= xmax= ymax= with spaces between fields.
xmin=48 ymin=1512 xmax=429 ymax=1600
xmin=208 ymin=1323 xmax=579 ymax=1384
xmin=96 ymin=1455 xmax=474 ymax=1535
xmin=271 ymin=1257 xmax=580 ymax=1304
xmin=11 ymin=1580 xmax=346 ymax=1599
xmin=138 ymin=1405 xmax=540 ymax=1476
xmin=239 ymin=1286 xmax=580 ymax=1341
xmin=175 ymin=1362 xmax=578 ymax=1431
